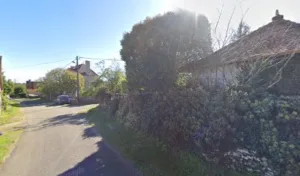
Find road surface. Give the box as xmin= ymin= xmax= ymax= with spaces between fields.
xmin=0 ymin=100 xmax=139 ymax=176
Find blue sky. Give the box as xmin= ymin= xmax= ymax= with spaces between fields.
xmin=1 ymin=0 xmax=299 ymax=82
xmin=1 ymin=0 xmax=164 ymax=82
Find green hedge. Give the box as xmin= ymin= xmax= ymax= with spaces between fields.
xmin=110 ymin=86 xmax=300 ymax=176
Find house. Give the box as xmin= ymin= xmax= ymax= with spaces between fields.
xmin=26 ymin=80 xmax=39 ymax=89
xmin=67 ymin=60 xmax=98 ymax=90
xmin=180 ymin=10 xmax=300 ymax=95
xmin=26 ymin=80 xmax=40 ymax=95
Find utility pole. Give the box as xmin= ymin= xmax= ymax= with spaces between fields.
xmin=0 ymin=56 xmax=2 ymax=114
xmin=76 ymin=56 xmax=80 ymax=103
xmin=0 ymin=56 xmax=2 ymax=92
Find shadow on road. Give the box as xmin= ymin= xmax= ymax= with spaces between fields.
xmin=11 ymin=98 xmax=97 ymax=108
xmin=58 ymin=141 xmax=139 ymax=176
xmin=58 ymin=125 xmax=139 ymax=176
xmin=46 ymin=103 xmax=97 ymax=108
xmin=19 ymin=105 xmax=139 ymax=176
xmin=18 ymin=98 xmax=52 ymax=107
xmin=27 ymin=113 xmax=88 ymax=131
xmin=34 ymin=109 xmax=139 ymax=176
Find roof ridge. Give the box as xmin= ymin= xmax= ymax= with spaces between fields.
xmin=67 ymin=64 xmax=98 ymax=76
xmin=180 ymin=18 xmax=300 ymax=72
xmin=213 ymin=19 xmax=300 ymax=56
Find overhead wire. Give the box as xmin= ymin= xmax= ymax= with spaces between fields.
xmin=63 ymin=60 xmax=75 ymax=69
xmin=9 ymin=59 xmax=73 ymax=69
xmin=5 ymin=57 xmax=123 ymax=73
xmin=7 ymin=56 xmax=123 ymax=70
xmin=78 ymin=56 xmax=123 ymax=62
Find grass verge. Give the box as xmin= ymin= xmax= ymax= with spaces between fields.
xmin=0 ymin=129 xmax=22 ymax=163
xmin=0 ymin=100 xmax=23 ymax=126
xmin=20 ymin=98 xmax=52 ymax=104
xmin=85 ymin=107 xmax=248 ymax=176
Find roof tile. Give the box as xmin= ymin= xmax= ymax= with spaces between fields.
xmin=181 ymin=14 xmax=300 ymax=71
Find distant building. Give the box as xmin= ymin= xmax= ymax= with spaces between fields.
xmin=67 ymin=60 xmax=98 ymax=90
xmin=26 ymin=80 xmax=40 ymax=95
xmin=26 ymin=80 xmax=39 ymax=89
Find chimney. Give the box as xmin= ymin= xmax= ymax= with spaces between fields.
xmin=272 ymin=9 xmax=284 ymax=22
xmin=85 ymin=60 xmax=90 ymax=69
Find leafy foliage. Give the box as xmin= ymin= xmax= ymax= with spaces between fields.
xmin=175 ymin=73 xmax=193 ymax=88
xmin=1 ymin=93 xmax=9 ymax=110
xmin=82 ymin=61 xmax=127 ymax=97
xmin=228 ymin=87 xmax=300 ymax=175
xmin=86 ymin=107 xmax=244 ymax=176
xmin=108 ymin=67 xmax=300 ymax=176
xmin=13 ymin=84 xmax=26 ymax=97
xmin=231 ymin=21 xmax=250 ymax=42
xmin=38 ymin=68 xmax=84 ymax=98
xmin=3 ymin=77 xmax=14 ymax=96
xmin=120 ymin=9 xmax=212 ymax=92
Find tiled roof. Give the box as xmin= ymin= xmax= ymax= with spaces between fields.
xmin=67 ymin=64 xmax=98 ymax=76
xmin=68 ymin=64 xmax=84 ymax=72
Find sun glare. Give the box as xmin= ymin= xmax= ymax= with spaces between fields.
xmin=161 ymin=0 xmax=207 ymax=13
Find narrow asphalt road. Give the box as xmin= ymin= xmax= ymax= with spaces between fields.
xmin=0 ymin=100 xmax=139 ymax=176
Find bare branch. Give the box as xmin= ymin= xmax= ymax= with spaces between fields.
xmin=222 ymin=6 xmax=236 ymax=47
xmin=213 ymin=4 xmax=224 ymax=33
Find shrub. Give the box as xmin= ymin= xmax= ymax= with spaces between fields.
xmin=18 ymin=93 xmax=27 ymax=98
xmin=1 ymin=94 xmax=9 ymax=111
xmin=109 ymin=57 xmax=300 ymax=175
xmin=230 ymin=87 xmax=300 ymax=175
xmin=14 ymin=85 xmax=26 ymax=97
xmin=110 ymin=86 xmax=300 ymax=175
xmin=115 ymin=91 xmax=206 ymax=148
xmin=189 ymin=85 xmax=300 ymax=176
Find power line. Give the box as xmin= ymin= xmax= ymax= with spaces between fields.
xmin=7 ymin=57 xmax=123 ymax=70
xmin=78 ymin=56 xmax=124 ymax=62
xmin=10 ymin=59 xmax=72 ymax=69
xmin=63 ymin=60 xmax=75 ymax=69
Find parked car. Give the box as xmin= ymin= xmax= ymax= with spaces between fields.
xmin=56 ymin=95 xmax=71 ymax=105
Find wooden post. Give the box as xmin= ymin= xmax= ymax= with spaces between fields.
xmin=76 ymin=56 xmax=80 ymax=103
xmin=0 ymin=56 xmax=2 ymax=114
xmin=0 ymin=56 xmax=2 ymax=92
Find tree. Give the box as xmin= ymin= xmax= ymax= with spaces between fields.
xmin=231 ymin=21 xmax=250 ymax=42
xmin=105 ymin=68 xmax=127 ymax=94
xmin=14 ymin=85 xmax=26 ymax=97
xmin=3 ymin=77 xmax=14 ymax=95
xmin=120 ymin=10 xmax=212 ymax=92
xmin=83 ymin=61 xmax=127 ymax=97
xmin=38 ymin=68 xmax=85 ymax=99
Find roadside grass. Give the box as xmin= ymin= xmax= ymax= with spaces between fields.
xmin=0 ymin=129 xmax=22 ymax=163
xmin=21 ymin=98 xmax=52 ymax=104
xmin=85 ymin=107 xmax=249 ymax=176
xmin=0 ymin=100 xmax=23 ymax=126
